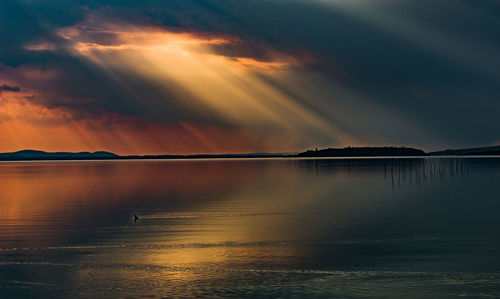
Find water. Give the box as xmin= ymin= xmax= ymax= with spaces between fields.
xmin=0 ymin=158 xmax=500 ymax=298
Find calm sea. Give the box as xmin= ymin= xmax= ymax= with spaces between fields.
xmin=1 ymin=158 xmax=500 ymax=298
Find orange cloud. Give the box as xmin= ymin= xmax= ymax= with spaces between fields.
xmin=60 ymin=25 xmax=338 ymax=130
xmin=60 ymin=25 xmax=302 ymax=71
xmin=0 ymin=91 xmax=299 ymax=154
xmin=23 ymin=41 xmax=58 ymax=51
xmin=0 ymin=23 xmax=354 ymax=154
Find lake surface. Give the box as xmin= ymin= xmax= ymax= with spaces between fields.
xmin=1 ymin=157 xmax=500 ymax=298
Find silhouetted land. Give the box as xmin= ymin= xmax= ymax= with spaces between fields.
xmin=0 ymin=150 xmax=119 ymax=161
xmin=296 ymin=147 xmax=426 ymax=157
xmin=0 ymin=150 xmax=285 ymax=161
xmin=0 ymin=145 xmax=499 ymax=161
xmin=429 ymin=145 xmax=500 ymax=156
xmin=464 ymin=150 xmax=500 ymax=156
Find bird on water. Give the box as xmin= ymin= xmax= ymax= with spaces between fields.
xmin=134 ymin=214 xmax=139 ymax=222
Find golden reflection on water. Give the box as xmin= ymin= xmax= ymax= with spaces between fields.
xmin=1 ymin=158 xmax=498 ymax=298
xmin=0 ymin=160 xmax=267 ymax=243
xmin=0 ymin=158 xmax=464 ymax=247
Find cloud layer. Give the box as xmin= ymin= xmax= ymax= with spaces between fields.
xmin=1 ymin=0 xmax=499 ymax=153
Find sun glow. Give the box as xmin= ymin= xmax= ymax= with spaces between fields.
xmin=63 ymin=25 xmax=343 ymax=139
xmin=0 ymin=24 xmax=355 ymax=154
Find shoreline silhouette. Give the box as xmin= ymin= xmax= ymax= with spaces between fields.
xmin=0 ymin=145 xmax=499 ymax=161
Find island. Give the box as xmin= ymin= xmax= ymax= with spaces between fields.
xmin=295 ymin=146 xmax=426 ymax=157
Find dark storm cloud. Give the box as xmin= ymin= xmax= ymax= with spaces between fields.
xmin=0 ymin=84 xmax=20 ymax=92
xmin=1 ymin=0 xmax=500 ymax=149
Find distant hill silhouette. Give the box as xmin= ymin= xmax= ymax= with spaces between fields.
xmin=429 ymin=145 xmax=500 ymax=156
xmin=133 ymin=153 xmax=289 ymax=159
xmin=296 ymin=147 xmax=426 ymax=157
xmin=0 ymin=150 xmax=287 ymax=161
xmin=1 ymin=145 xmax=499 ymax=161
xmin=0 ymin=150 xmax=118 ymax=161
xmin=464 ymin=150 xmax=500 ymax=156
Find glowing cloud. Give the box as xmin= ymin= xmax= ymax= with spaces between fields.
xmin=62 ymin=25 xmax=330 ymax=130
xmin=54 ymin=24 xmax=350 ymax=151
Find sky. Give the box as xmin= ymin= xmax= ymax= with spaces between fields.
xmin=0 ymin=0 xmax=499 ymax=155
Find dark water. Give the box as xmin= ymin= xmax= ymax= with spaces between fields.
xmin=1 ymin=158 xmax=500 ymax=298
